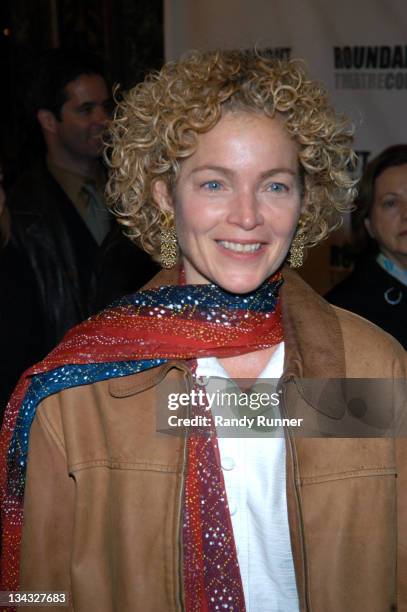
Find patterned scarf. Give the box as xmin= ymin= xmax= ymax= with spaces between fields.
xmin=0 ymin=272 xmax=284 ymax=609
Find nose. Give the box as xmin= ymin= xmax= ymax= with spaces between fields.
xmin=226 ymin=190 xmax=264 ymax=230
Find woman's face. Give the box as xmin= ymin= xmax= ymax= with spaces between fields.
xmin=365 ymin=163 xmax=407 ymax=269
xmin=154 ymin=112 xmax=302 ymax=293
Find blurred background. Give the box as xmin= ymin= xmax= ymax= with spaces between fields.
xmin=0 ymin=0 xmax=163 ymax=182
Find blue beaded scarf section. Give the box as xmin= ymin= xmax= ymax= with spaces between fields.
xmin=7 ymin=278 xmax=282 ymax=498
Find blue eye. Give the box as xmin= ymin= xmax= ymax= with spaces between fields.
xmin=203 ymin=181 xmax=222 ymax=191
xmin=269 ymin=182 xmax=286 ymax=193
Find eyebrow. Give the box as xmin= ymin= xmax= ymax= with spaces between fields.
xmin=189 ymin=165 xmax=298 ymax=178
xmin=378 ymin=190 xmax=406 ymax=198
xmin=380 ymin=188 xmax=406 ymax=194
xmin=76 ymin=97 xmax=111 ymax=109
xmin=74 ymin=101 xmax=97 ymax=111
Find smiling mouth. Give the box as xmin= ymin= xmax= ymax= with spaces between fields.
xmin=217 ymin=240 xmax=263 ymax=253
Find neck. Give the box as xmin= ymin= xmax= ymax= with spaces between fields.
xmin=219 ymin=345 xmax=278 ymax=381
xmin=47 ymin=148 xmax=98 ymax=179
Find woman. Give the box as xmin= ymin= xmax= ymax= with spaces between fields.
xmin=0 ymin=50 xmax=406 ymax=612
xmin=327 ymin=145 xmax=407 ymax=347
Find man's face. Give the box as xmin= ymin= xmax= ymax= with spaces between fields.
xmin=55 ymin=73 xmax=110 ymax=160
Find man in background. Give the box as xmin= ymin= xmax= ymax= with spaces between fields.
xmin=1 ymin=48 xmax=157 ymax=422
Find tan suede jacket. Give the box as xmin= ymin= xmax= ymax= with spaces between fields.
xmin=20 ymin=269 xmax=407 ymax=612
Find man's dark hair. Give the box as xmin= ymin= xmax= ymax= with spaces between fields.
xmin=33 ymin=48 xmax=107 ymax=120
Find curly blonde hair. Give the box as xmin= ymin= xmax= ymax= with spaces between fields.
xmin=106 ymin=49 xmax=356 ymax=262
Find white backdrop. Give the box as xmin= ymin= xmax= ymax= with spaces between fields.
xmin=164 ymin=0 xmax=407 ymax=169
xmin=163 ymin=0 xmax=407 ymax=291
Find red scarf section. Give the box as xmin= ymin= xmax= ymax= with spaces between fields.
xmin=0 ymin=272 xmax=284 ymax=611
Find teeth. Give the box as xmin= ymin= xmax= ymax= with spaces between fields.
xmin=218 ymin=241 xmax=262 ymax=253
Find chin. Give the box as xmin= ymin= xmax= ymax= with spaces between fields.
xmin=214 ymin=274 xmax=269 ymax=295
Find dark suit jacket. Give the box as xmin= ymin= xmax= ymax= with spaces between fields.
xmin=0 ymin=161 xmax=158 ymax=421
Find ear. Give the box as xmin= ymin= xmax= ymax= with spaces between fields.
xmin=37 ymin=109 xmax=58 ymax=134
xmin=152 ymin=179 xmax=174 ymax=214
xmin=364 ymin=217 xmax=375 ymax=239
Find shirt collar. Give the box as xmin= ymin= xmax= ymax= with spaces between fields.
xmin=377 ymin=252 xmax=407 ymax=287
xmin=46 ymin=158 xmax=106 ymax=204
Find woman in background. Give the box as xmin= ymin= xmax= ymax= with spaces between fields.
xmin=327 ymin=145 xmax=407 ymax=347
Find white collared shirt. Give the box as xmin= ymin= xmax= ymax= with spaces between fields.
xmin=196 ymin=343 xmax=299 ymax=612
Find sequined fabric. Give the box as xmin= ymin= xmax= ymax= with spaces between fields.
xmin=183 ymin=362 xmax=246 ymax=611
xmin=0 ymin=274 xmax=283 ymax=602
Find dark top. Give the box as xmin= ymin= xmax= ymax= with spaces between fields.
xmin=0 ymin=161 xmax=158 ymax=423
xmin=326 ymin=255 xmax=407 ymax=349
xmin=0 ymin=238 xmax=45 ymax=413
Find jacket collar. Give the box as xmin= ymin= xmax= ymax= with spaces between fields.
xmin=110 ymin=265 xmax=347 ymax=418
xmin=280 ymin=267 xmax=345 ymax=379
xmin=280 ymin=267 xmax=347 ymax=419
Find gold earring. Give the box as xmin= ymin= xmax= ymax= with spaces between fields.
xmin=160 ymin=225 xmax=178 ymax=268
xmin=288 ymin=222 xmax=306 ymax=268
